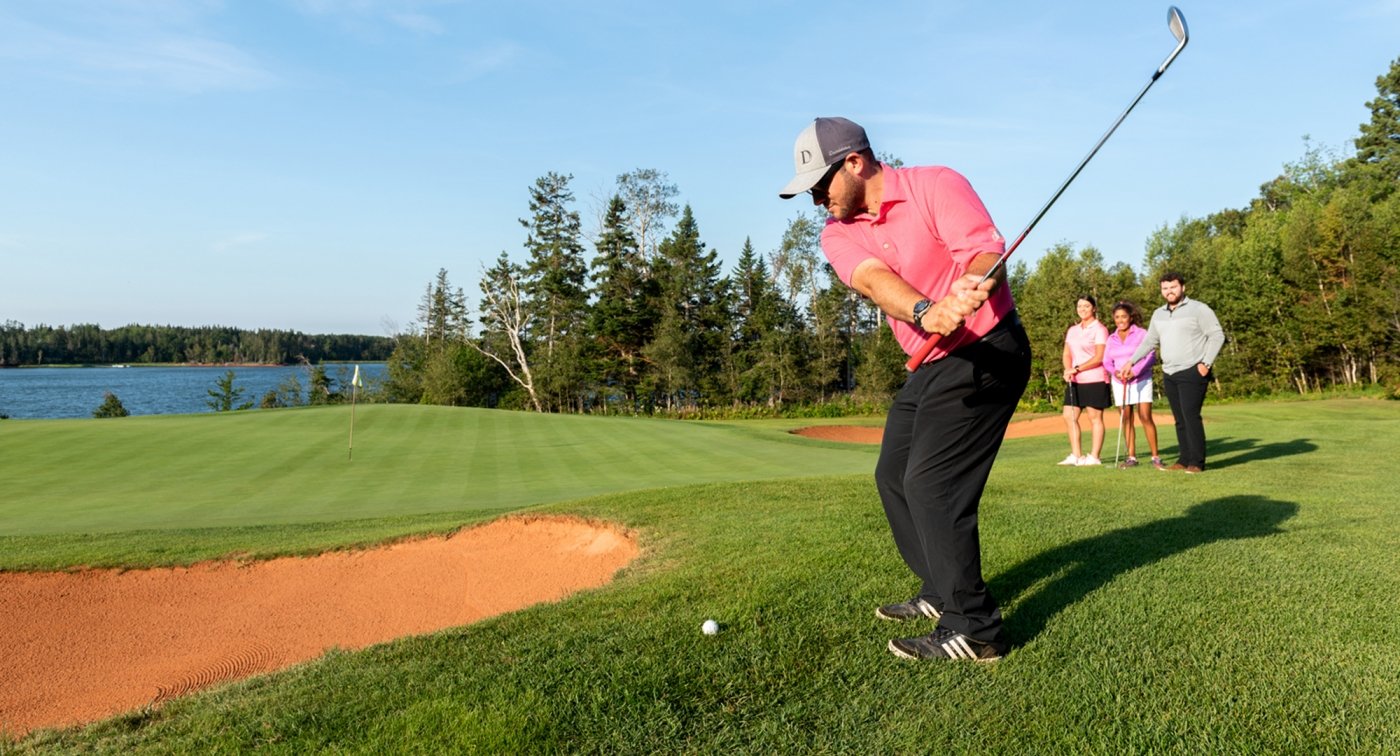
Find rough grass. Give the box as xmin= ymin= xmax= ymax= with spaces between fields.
xmin=6 ymin=399 xmax=1400 ymax=752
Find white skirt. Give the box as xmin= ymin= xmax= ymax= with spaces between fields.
xmin=1110 ymin=377 xmax=1154 ymax=406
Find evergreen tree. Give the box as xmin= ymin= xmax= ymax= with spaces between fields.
xmin=417 ymin=268 xmax=471 ymax=347
xmin=810 ymin=264 xmax=862 ymax=398
xmin=383 ymin=334 xmax=428 ymax=404
xmin=93 ymin=391 xmax=130 ymax=418
xmin=645 ymin=206 xmax=728 ymax=408
xmin=307 ymin=364 xmax=334 ymax=405
xmin=206 ymin=370 xmax=254 ymax=411
xmin=521 ymin=172 xmax=589 ymax=410
xmin=588 ymin=195 xmax=657 ymax=409
xmin=728 ymin=238 xmax=787 ymax=404
xmin=1353 ymin=56 xmax=1400 ymax=187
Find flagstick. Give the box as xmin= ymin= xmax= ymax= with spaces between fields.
xmin=348 ymin=381 xmax=357 ymax=460
xmin=348 ymin=364 xmax=363 ymax=461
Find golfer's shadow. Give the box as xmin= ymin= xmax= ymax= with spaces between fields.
xmin=992 ymin=495 xmax=1297 ymax=647
xmin=1202 ymin=436 xmax=1317 ymax=470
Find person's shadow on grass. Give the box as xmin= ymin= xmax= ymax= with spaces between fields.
xmin=1200 ymin=436 xmax=1318 ymax=470
xmin=992 ymin=495 xmax=1298 ymax=647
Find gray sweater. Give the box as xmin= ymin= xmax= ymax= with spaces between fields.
xmin=1128 ymin=297 xmax=1225 ymax=375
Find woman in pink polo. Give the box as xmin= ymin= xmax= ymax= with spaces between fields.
xmin=1060 ymin=295 xmax=1111 ymax=466
xmin=1103 ymin=300 xmax=1162 ymax=469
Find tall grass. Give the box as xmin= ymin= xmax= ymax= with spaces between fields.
xmin=8 ymin=399 xmax=1400 ymax=752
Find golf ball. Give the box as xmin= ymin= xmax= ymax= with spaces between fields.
xmin=701 ymin=619 xmax=719 ymax=635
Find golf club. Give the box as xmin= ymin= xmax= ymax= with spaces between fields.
xmin=905 ymin=6 xmax=1190 ymax=372
xmin=1114 ymin=376 xmax=1129 ymax=467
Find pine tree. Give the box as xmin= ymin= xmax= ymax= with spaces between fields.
xmin=589 ymin=195 xmax=657 ymax=408
xmin=729 ymin=238 xmax=790 ymax=404
xmin=1354 ymin=56 xmax=1400 ymax=187
xmin=206 ymin=370 xmax=254 ymax=411
xmin=417 ymin=268 xmax=471 ymax=348
xmin=521 ymin=172 xmax=589 ymax=410
xmin=93 ymin=391 xmax=130 ymax=418
xmin=646 ymin=206 xmax=728 ymax=408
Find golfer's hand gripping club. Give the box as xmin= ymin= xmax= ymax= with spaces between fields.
xmin=904 ymin=6 xmax=1189 ymax=372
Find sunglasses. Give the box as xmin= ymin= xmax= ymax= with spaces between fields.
xmin=808 ymin=160 xmax=844 ymax=199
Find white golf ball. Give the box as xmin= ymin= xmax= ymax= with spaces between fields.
xmin=701 ymin=619 xmax=719 ymax=635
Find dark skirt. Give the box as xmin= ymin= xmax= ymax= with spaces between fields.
xmin=1064 ymin=380 xmax=1111 ymax=410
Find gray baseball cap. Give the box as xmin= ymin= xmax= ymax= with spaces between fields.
xmin=778 ymin=117 xmax=870 ymax=199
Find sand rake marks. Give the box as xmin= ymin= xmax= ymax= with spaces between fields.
xmin=149 ymin=642 xmax=283 ymax=706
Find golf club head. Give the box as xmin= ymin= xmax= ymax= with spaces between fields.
xmin=1158 ymin=6 xmax=1189 ymax=76
xmin=1168 ymin=6 xmax=1188 ymax=44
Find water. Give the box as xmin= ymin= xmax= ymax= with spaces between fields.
xmin=0 ymin=364 xmax=386 ymax=419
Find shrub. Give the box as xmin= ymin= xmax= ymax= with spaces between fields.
xmin=93 ymin=392 xmax=130 ymax=418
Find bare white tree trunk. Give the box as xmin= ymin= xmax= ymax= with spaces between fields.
xmin=473 ymin=264 xmax=543 ymax=412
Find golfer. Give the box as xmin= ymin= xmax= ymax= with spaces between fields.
xmin=1102 ymin=300 xmax=1162 ymax=469
xmin=1059 ymin=295 xmax=1110 ymax=466
xmin=780 ymin=117 xmax=1030 ymax=662
xmin=1118 ymin=272 xmax=1224 ymax=473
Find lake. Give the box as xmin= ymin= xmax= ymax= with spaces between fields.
xmin=0 ymin=364 xmax=386 ymax=419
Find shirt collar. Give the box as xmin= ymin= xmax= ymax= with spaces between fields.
xmin=870 ymin=163 xmax=903 ymax=222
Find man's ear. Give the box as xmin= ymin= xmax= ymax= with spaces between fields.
xmin=847 ymin=151 xmax=874 ymax=178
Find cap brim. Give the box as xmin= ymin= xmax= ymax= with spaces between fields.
xmin=778 ymin=163 xmax=831 ymax=199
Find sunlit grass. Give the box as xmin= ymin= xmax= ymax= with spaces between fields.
xmin=8 ymin=399 xmax=1400 ymax=752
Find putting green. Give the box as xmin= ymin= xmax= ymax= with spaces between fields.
xmin=0 ymin=405 xmax=876 ymax=536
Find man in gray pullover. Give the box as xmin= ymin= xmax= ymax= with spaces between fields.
xmin=1117 ymin=272 xmax=1225 ymax=473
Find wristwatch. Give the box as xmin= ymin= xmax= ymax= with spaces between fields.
xmin=912 ymin=299 xmax=933 ymax=331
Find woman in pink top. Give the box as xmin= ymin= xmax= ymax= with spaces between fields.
xmin=1059 ymin=295 xmax=1111 ymax=466
xmin=1103 ymin=301 xmax=1162 ymax=469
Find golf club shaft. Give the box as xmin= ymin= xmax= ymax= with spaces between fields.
xmin=1115 ymin=377 xmax=1129 ymax=465
xmin=904 ymin=7 xmax=1189 ymax=372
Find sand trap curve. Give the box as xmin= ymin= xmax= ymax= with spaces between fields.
xmin=791 ymin=409 xmax=1174 ymax=444
xmin=0 ymin=516 xmax=638 ymax=738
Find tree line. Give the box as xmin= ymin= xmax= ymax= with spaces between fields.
xmin=1015 ymin=56 xmax=1400 ymax=404
xmin=381 ymin=173 xmax=907 ymax=415
xmin=0 ymin=322 xmax=393 ymax=367
xmin=384 ymin=57 xmax=1400 ymax=414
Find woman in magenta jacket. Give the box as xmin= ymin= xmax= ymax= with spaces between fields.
xmin=1103 ymin=301 xmax=1162 ymax=469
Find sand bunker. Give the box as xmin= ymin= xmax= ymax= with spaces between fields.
xmin=0 ymin=516 xmax=638 ymax=738
xmin=792 ymin=409 xmax=1174 ymax=444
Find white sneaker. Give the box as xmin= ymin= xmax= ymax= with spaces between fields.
xmin=1077 ymin=455 xmax=1102 ymax=466
xmin=1057 ymin=454 xmax=1081 ymax=466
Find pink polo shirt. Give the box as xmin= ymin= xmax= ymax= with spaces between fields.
xmin=1064 ymin=319 xmax=1109 ymax=384
xmin=820 ymin=165 xmax=1013 ymax=365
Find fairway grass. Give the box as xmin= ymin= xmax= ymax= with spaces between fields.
xmin=5 ymin=399 xmax=1400 ymax=752
xmin=0 ymin=405 xmax=874 ymax=567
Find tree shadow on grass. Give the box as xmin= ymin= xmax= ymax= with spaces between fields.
xmin=1202 ymin=436 xmax=1318 ymax=470
xmin=992 ymin=496 xmax=1298 ymax=647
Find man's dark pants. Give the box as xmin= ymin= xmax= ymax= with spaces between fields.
xmin=874 ymin=315 xmax=1031 ymax=645
xmin=1163 ymin=367 xmax=1210 ymax=469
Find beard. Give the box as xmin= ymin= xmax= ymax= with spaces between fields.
xmin=825 ymin=173 xmax=865 ymax=220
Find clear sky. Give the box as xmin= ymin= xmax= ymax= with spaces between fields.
xmin=2 ymin=1 xmax=1397 ymax=335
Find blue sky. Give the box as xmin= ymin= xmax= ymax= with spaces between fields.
xmin=2 ymin=1 xmax=1397 ymax=335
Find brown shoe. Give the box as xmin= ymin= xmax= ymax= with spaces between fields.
xmin=1166 ymin=463 xmax=1187 ymax=471
xmin=1185 ymin=466 xmax=1203 ymax=474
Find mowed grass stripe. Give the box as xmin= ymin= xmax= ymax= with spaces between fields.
xmin=18 ymin=399 xmax=1400 ymax=752
xmin=0 ymin=405 xmax=874 ymax=539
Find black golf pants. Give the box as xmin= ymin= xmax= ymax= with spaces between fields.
xmin=875 ymin=315 xmax=1031 ymax=644
xmin=1163 ymin=367 xmax=1210 ymax=469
